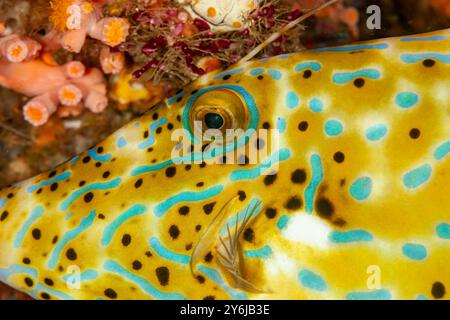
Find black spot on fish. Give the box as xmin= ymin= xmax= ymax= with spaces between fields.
xmin=203 ymin=295 xmax=215 ymax=300
xmin=169 ymin=225 xmax=180 ymax=239
xmin=41 ymin=292 xmax=51 ymax=300
xmin=334 ymin=152 xmax=345 ymax=163
xmin=354 ymin=78 xmax=365 ymax=88
xmin=156 ymin=267 xmax=170 ymax=286
xmin=178 ymin=206 xmax=190 ymax=215
xmin=298 ymin=121 xmax=308 ymax=132
xmin=303 ymin=70 xmax=312 ymax=79
xmin=132 ymin=260 xmax=142 ymax=270
xmin=238 ymin=190 xmax=246 ymax=201
xmin=134 ymin=178 xmax=143 ymax=189
xmin=165 ymin=166 xmax=176 ymax=178
xmin=122 ymin=234 xmax=131 ymax=246
xmin=44 ymin=278 xmax=54 ymax=286
xmin=196 ymin=275 xmax=205 ymax=284
xmin=24 ymin=277 xmax=34 ymax=287
xmin=316 ymin=198 xmax=334 ymax=218
xmin=285 ymin=197 xmax=302 ymax=210
xmin=82 ymin=156 xmax=91 ymax=164
xmin=66 ymin=248 xmax=77 ymax=261
xmin=265 ymin=208 xmax=277 ymax=219
xmin=203 ymin=202 xmax=216 ymax=215
xmin=0 ymin=211 xmax=8 ymax=222
xmin=243 ymin=228 xmax=254 ymax=243
xmin=431 ymin=282 xmax=446 ymax=299
xmin=291 ymin=169 xmax=307 ymax=184
xmin=264 ymin=174 xmax=277 ymax=186
xmin=204 ymin=252 xmax=213 ymax=263
xmin=104 ymin=288 xmax=117 ymax=299
xmin=32 ymin=228 xmax=41 ymax=240
xmin=409 ymin=128 xmax=421 ymax=139
xmin=423 ymin=59 xmax=435 ymax=68
xmin=84 ymin=192 xmax=94 ymax=203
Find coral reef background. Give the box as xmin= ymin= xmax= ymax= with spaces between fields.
xmin=0 ymin=0 xmax=449 ymax=300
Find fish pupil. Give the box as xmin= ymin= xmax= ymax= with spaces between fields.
xmin=204 ymin=112 xmax=224 ymax=129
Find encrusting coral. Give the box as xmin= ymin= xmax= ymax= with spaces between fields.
xmin=0 ymin=58 xmax=107 ymax=126
xmin=0 ymin=23 xmax=42 ymax=63
xmin=49 ymin=0 xmax=130 ymax=53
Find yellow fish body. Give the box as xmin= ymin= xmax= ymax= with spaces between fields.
xmin=0 ymin=29 xmax=449 ymax=300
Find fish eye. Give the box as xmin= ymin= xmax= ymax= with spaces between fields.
xmin=188 ymin=89 xmax=249 ymax=135
xmin=204 ymin=112 xmax=224 ymax=129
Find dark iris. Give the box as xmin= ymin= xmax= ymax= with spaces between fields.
xmin=204 ymin=113 xmax=224 ymax=129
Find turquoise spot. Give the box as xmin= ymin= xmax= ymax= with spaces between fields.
xmin=0 ymin=198 xmax=6 ymax=210
xmin=117 ymin=136 xmax=127 ymax=148
xmin=167 ymin=91 xmax=185 ymax=105
xmin=294 ymin=62 xmax=321 ymax=72
xmin=277 ymin=215 xmax=290 ymax=230
xmin=402 ymin=243 xmax=427 ymax=261
xmin=403 ymin=164 xmax=432 ymax=189
xmin=401 ymin=53 xmax=450 ymax=64
xmin=60 ymin=178 xmax=122 ymax=211
xmin=268 ymin=69 xmax=282 ymax=80
xmin=324 ymin=120 xmax=344 ymax=137
xmin=298 ymin=269 xmax=327 ymax=292
xmin=304 ymin=154 xmax=323 ymax=213
xmin=230 ymin=149 xmax=291 ymax=181
xmin=333 ymin=69 xmax=381 ymax=85
xmin=138 ymin=118 xmax=168 ymax=149
xmin=68 ymin=156 xmax=79 ymax=164
xmin=149 ymin=237 xmax=190 ymax=264
xmin=250 ymin=68 xmax=265 ymax=76
xmin=416 ymin=294 xmax=428 ymax=300
xmin=396 ymin=92 xmax=419 ymax=109
xmin=104 ymin=260 xmax=186 ymax=300
xmin=346 ymin=289 xmax=392 ymax=300
xmin=87 ymin=148 xmax=112 ymax=162
xmin=349 ymin=177 xmax=373 ymax=201
xmin=309 ymin=98 xmax=324 ymax=113
xmin=63 ymin=269 xmax=98 ymax=283
xmin=244 ymin=246 xmax=272 ymax=259
xmin=14 ymin=206 xmax=44 ymax=248
xmin=0 ymin=264 xmax=37 ymax=282
xmin=315 ymin=43 xmax=388 ymax=52
xmin=64 ymin=212 xmax=73 ymax=220
xmin=401 ymin=36 xmax=448 ymax=42
xmin=286 ymin=91 xmax=300 ymax=109
xmin=101 ymin=204 xmax=147 ymax=246
xmin=434 ymin=141 xmax=450 ymax=160
xmin=154 ymin=185 xmax=223 ymax=217
xmin=329 ymin=230 xmax=373 ymax=243
xmin=436 ymin=223 xmax=450 ymax=239
xmin=213 ymin=67 xmax=244 ymax=79
xmin=276 ymin=118 xmax=286 ymax=133
xmin=366 ymin=124 xmax=388 ymax=141
xmin=27 ymin=172 xmax=71 ymax=193
xmin=48 ymin=211 xmax=96 ymax=269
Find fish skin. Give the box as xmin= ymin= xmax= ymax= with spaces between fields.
xmin=0 ymin=29 xmax=449 ymax=300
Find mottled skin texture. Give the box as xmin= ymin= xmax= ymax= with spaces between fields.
xmin=0 ymin=29 xmax=449 ymax=300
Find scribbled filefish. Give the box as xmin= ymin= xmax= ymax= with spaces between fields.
xmin=0 ymin=29 xmax=449 ymax=300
